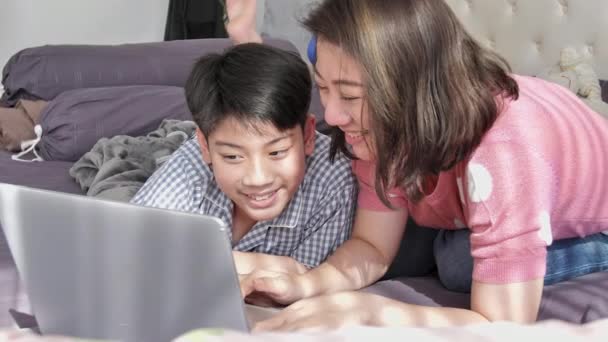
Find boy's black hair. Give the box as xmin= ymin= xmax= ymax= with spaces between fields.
xmin=185 ymin=43 xmax=312 ymax=136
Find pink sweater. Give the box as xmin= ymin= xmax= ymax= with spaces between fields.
xmin=355 ymin=75 xmax=608 ymax=283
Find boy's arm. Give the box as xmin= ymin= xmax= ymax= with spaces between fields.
xmin=233 ymin=251 xmax=308 ymax=275
xmin=130 ymin=153 xmax=197 ymax=212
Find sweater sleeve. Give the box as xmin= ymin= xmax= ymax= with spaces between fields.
xmin=352 ymin=160 xmax=409 ymax=212
xmin=464 ymin=142 xmax=554 ymax=284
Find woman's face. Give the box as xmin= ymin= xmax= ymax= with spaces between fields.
xmin=314 ymin=37 xmax=374 ymax=161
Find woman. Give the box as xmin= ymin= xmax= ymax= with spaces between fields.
xmin=228 ymin=0 xmax=608 ymax=331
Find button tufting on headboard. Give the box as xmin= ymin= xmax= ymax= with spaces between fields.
xmin=445 ymin=0 xmax=608 ymax=79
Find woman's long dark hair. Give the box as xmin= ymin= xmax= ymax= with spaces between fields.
xmin=303 ymin=0 xmax=518 ymax=205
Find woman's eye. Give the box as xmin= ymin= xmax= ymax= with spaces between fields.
xmin=341 ymin=96 xmax=360 ymax=101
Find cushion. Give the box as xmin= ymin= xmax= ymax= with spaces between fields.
xmin=0 ymin=38 xmax=299 ymax=107
xmin=539 ymin=48 xmax=608 ymax=118
xmin=32 ymin=85 xmax=192 ymax=162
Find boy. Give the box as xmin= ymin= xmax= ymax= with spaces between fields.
xmin=131 ymin=43 xmax=356 ymax=275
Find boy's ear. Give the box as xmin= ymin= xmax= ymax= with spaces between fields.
xmin=196 ymin=129 xmax=212 ymax=164
xmin=304 ymin=114 xmax=316 ymax=156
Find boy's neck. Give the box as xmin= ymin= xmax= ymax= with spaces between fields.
xmin=231 ymin=206 xmax=257 ymax=244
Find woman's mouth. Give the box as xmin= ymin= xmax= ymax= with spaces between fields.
xmin=344 ymin=130 xmax=369 ymax=145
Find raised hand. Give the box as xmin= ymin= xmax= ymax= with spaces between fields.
xmin=225 ymin=0 xmax=262 ymax=44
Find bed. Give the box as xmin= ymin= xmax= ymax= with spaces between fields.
xmin=0 ymin=0 xmax=607 ymax=339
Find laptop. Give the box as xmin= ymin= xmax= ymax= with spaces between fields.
xmin=0 ymin=183 xmax=277 ymax=341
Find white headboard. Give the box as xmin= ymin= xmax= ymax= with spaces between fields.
xmin=444 ymin=0 xmax=608 ymax=79
xmin=262 ymin=0 xmax=608 ymax=79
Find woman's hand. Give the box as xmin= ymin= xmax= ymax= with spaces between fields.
xmin=225 ymin=0 xmax=262 ymax=44
xmin=252 ymin=292 xmax=395 ymax=332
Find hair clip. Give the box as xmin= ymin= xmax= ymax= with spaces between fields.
xmin=307 ymin=36 xmax=317 ymax=65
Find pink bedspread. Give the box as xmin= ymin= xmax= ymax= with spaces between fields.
xmin=2 ymin=319 xmax=607 ymax=342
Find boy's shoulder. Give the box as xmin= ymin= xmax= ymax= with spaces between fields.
xmin=163 ymin=137 xmax=213 ymax=183
xmin=303 ymin=132 xmax=356 ymax=191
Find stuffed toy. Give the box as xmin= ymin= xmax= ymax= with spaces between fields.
xmin=541 ymin=47 xmax=608 ymax=118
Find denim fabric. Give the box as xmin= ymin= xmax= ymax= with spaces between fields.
xmin=434 ymin=229 xmax=608 ymax=293
xmin=382 ymin=218 xmax=439 ymax=280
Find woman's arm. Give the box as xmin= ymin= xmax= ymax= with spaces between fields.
xmin=376 ymin=279 xmax=544 ymax=326
xmin=299 ymin=208 xmax=409 ymax=296
xmin=241 ymin=208 xmax=409 ymax=304
xmin=254 ymin=278 xmax=544 ymax=331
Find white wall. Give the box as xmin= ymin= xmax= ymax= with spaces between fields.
xmin=0 ymin=0 xmax=169 ymax=70
xmin=261 ymin=0 xmax=318 ymax=58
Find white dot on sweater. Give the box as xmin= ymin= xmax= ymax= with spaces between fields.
xmin=454 ymin=218 xmax=467 ymax=228
xmin=466 ymin=163 xmax=493 ymax=202
xmin=538 ymin=211 xmax=553 ymax=246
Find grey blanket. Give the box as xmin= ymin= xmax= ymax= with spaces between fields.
xmin=69 ymin=120 xmax=197 ymax=202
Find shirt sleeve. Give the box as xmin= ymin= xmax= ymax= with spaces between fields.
xmin=130 ymin=152 xmax=199 ymax=213
xmin=464 ymin=142 xmax=554 ymax=284
xmin=352 ymin=160 xmax=408 ymax=211
xmin=290 ymin=182 xmax=357 ymax=268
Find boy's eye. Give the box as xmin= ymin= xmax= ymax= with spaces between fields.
xmin=222 ymin=155 xmax=241 ymax=161
xmin=269 ymin=149 xmax=288 ymax=157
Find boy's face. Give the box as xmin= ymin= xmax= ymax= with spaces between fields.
xmin=199 ymin=115 xmax=316 ymax=223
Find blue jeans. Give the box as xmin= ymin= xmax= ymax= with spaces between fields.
xmin=434 ymin=229 xmax=608 ymax=293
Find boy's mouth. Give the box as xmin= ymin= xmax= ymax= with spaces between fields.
xmin=244 ymin=189 xmax=280 ymax=210
xmin=246 ymin=191 xmax=276 ymax=201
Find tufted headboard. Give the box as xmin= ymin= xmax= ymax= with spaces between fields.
xmin=260 ymin=0 xmax=608 ymax=101
xmin=444 ymin=0 xmax=608 ymax=79
xmin=262 ymin=0 xmax=608 ymax=78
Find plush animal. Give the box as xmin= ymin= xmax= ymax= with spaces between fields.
xmin=541 ymin=47 xmax=608 ymax=118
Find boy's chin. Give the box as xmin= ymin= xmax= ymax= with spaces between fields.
xmin=241 ymin=203 xmax=289 ymax=223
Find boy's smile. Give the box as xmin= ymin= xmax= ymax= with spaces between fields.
xmin=198 ymin=116 xmax=316 ymax=227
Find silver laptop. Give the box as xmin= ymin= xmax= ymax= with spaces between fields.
xmin=0 ymin=183 xmax=276 ymax=341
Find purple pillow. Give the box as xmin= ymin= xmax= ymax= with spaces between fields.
xmin=600 ymin=80 xmax=608 ymax=103
xmin=35 ymin=85 xmax=192 ymax=162
xmin=1 ymin=38 xmax=299 ymax=107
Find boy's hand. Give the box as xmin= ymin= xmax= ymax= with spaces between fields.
xmin=225 ymin=0 xmax=262 ymax=44
xmin=240 ymin=269 xmax=307 ymax=306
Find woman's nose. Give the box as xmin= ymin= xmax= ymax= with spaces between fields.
xmin=323 ymin=97 xmax=351 ymax=127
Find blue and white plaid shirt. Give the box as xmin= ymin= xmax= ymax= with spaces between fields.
xmin=131 ymin=132 xmax=356 ymax=267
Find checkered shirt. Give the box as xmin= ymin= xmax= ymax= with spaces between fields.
xmin=131 ymin=132 xmax=357 ymax=268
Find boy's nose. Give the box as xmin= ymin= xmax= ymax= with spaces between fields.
xmin=242 ymin=160 xmax=273 ymax=187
